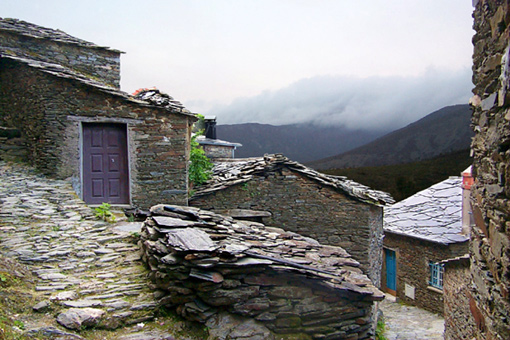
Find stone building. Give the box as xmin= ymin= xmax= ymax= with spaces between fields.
xmin=441 ymin=167 xmax=477 ymax=339
xmin=0 ymin=18 xmax=196 ymax=208
xmin=196 ymin=136 xmax=242 ymax=159
xmin=141 ymin=204 xmax=384 ymax=340
xmin=196 ymin=116 xmax=242 ymax=159
xmin=442 ymin=255 xmax=476 ymax=340
xmin=466 ymin=0 xmax=510 ymax=338
xmin=189 ymin=154 xmax=394 ymax=286
xmin=382 ymin=177 xmax=470 ymax=314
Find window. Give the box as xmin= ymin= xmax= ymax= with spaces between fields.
xmin=429 ymin=262 xmax=444 ymax=289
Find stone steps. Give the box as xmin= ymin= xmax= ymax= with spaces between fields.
xmin=0 ymin=161 xmax=166 ymax=337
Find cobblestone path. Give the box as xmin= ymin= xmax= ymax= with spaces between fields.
xmin=380 ymin=294 xmax=444 ymax=340
xmin=0 ymin=162 xmax=198 ymax=339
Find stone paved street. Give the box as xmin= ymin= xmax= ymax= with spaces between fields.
xmin=0 ymin=161 xmax=200 ymax=339
xmin=380 ymin=294 xmax=444 ymax=340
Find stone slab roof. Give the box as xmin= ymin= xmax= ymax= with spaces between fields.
xmin=145 ymin=204 xmax=384 ymax=300
xmin=132 ymin=88 xmax=187 ymax=112
xmin=384 ymin=176 xmax=469 ymax=245
xmin=0 ymin=54 xmax=195 ymax=117
xmin=439 ymin=254 xmax=470 ymax=267
xmin=192 ymin=154 xmax=394 ymax=206
xmin=0 ymin=18 xmax=122 ymax=52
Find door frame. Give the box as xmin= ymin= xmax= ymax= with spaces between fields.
xmin=384 ymin=247 xmax=397 ymax=296
xmin=80 ymin=121 xmax=131 ymax=206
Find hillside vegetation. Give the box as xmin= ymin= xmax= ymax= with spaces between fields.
xmin=322 ymin=149 xmax=472 ymax=202
xmin=309 ymin=104 xmax=473 ymax=170
xmin=218 ymin=123 xmax=387 ymax=163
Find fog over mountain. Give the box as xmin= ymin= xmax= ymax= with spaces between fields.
xmin=308 ymin=104 xmax=473 ymax=169
xmin=217 ymin=123 xmax=388 ymax=163
xmin=210 ymin=68 xmax=472 ymax=131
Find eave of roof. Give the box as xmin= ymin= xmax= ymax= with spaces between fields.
xmin=191 ymin=154 xmax=394 ymax=206
xmin=439 ymin=254 xmax=470 ymax=267
xmin=196 ymin=136 xmax=242 ymax=147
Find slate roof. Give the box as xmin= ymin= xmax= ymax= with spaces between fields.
xmin=132 ymin=88 xmax=187 ymax=112
xmin=146 ymin=204 xmax=385 ymax=300
xmin=439 ymin=254 xmax=470 ymax=267
xmin=384 ymin=176 xmax=469 ymax=245
xmin=0 ymin=18 xmax=122 ymax=52
xmin=0 ymin=54 xmax=194 ymax=117
xmin=192 ymin=154 xmax=394 ymax=206
xmin=196 ymin=135 xmax=242 ymax=148
xmin=0 ymin=18 xmax=194 ymax=117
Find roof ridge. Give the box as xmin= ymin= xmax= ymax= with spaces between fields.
xmin=192 ymin=153 xmax=394 ymax=206
xmin=0 ymin=17 xmax=123 ymax=52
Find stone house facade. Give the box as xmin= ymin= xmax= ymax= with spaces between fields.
xmin=466 ymin=0 xmax=510 ymax=338
xmin=382 ymin=177 xmax=470 ymax=314
xmin=442 ymin=255 xmax=476 ymax=340
xmin=141 ymin=204 xmax=384 ymax=340
xmin=189 ymin=154 xmax=394 ymax=286
xmin=0 ymin=18 xmax=196 ymax=208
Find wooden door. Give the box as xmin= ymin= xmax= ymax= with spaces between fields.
xmin=385 ymin=248 xmax=397 ymax=295
xmin=82 ymin=123 xmax=129 ymax=205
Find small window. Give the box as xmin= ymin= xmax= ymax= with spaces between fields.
xmin=429 ymin=262 xmax=444 ymax=289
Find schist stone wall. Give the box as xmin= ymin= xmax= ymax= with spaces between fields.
xmin=443 ymin=256 xmax=476 ymax=340
xmin=202 ymin=144 xmax=235 ymax=159
xmin=0 ymin=126 xmax=27 ymax=162
xmin=140 ymin=205 xmax=384 ymax=340
xmin=0 ymin=18 xmax=122 ymax=88
xmin=382 ymin=233 xmax=468 ymax=315
xmin=0 ymin=59 xmax=192 ymax=208
xmin=469 ymin=0 xmax=510 ymax=338
xmin=190 ymin=165 xmax=384 ymax=287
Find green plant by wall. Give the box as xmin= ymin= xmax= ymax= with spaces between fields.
xmin=189 ymin=114 xmax=213 ymax=186
xmin=376 ymin=319 xmax=388 ymax=340
xmin=94 ymin=203 xmax=116 ymax=223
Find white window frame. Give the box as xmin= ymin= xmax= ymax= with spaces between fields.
xmin=429 ymin=262 xmax=444 ymax=289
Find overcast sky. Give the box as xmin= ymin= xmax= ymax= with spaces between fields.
xmin=3 ymin=1 xmax=475 ymax=130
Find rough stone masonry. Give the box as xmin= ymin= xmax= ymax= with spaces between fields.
xmin=140 ymin=204 xmax=384 ymax=340
xmin=468 ymin=0 xmax=510 ymax=339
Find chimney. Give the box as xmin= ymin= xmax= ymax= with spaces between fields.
xmin=461 ymin=166 xmax=474 ymax=235
xmin=204 ymin=116 xmax=217 ymax=139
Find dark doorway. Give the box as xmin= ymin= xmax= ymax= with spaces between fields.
xmin=82 ymin=123 xmax=129 ymax=205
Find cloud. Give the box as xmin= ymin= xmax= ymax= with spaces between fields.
xmin=210 ymin=67 xmax=472 ymax=131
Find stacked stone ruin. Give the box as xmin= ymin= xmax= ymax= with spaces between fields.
xmin=140 ymin=204 xmax=384 ymax=340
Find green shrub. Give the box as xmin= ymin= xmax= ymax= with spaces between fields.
xmin=94 ymin=203 xmax=116 ymax=223
xmin=189 ymin=134 xmax=213 ymax=186
xmin=189 ymin=115 xmax=213 ymax=187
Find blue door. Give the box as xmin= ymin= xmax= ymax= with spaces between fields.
xmin=385 ymin=249 xmax=396 ymax=293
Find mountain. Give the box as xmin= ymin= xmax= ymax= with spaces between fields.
xmin=217 ymin=123 xmax=389 ymax=163
xmin=322 ymin=149 xmax=472 ymax=202
xmin=307 ymin=104 xmax=473 ymax=170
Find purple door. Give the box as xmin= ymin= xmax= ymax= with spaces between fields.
xmin=83 ymin=123 xmax=129 ymax=205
